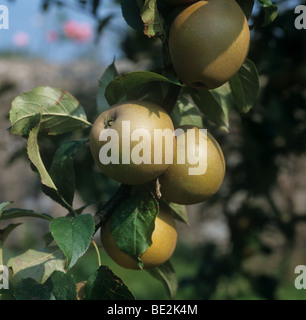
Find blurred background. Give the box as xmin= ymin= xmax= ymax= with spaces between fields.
xmin=0 ymin=0 xmax=306 ymax=300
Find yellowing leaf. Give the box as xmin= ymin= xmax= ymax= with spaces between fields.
xmin=141 ymin=0 xmax=165 ymax=38
xmin=7 ymin=247 xmax=66 ymax=286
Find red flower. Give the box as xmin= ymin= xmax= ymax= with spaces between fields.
xmin=63 ymin=20 xmax=93 ymax=43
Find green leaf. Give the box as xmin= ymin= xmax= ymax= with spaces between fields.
xmin=7 ymin=247 xmax=66 ymax=285
xmin=0 ymin=202 xmax=13 ymax=214
xmin=0 ymin=224 xmax=21 ymax=247
xmin=170 ymin=94 xmax=203 ymax=129
xmin=120 ymin=0 xmax=144 ymax=32
xmin=141 ymin=0 xmax=165 ymax=38
xmin=27 ymin=124 xmax=74 ymax=212
xmin=14 ymin=278 xmax=55 ymax=300
xmin=190 ymin=83 xmax=233 ymax=132
xmin=161 ymin=200 xmax=189 ymax=225
xmin=105 ymin=71 xmax=181 ymax=106
xmin=49 ymin=214 xmax=95 ymax=269
xmin=257 ymin=0 xmax=278 ymax=26
xmin=0 ymin=292 xmax=15 ymax=300
xmin=9 ymin=86 xmax=91 ymax=136
xmin=49 ymin=140 xmax=87 ymax=206
xmin=0 ymin=208 xmax=52 ymax=221
xmin=236 ymin=0 xmax=255 ymax=20
xmin=27 ymin=124 xmax=57 ymax=190
xmin=229 ymin=59 xmax=260 ymax=114
xmin=126 ymin=81 xmax=164 ymax=105
xmin=97 ymin=60 xmax=119 ymax=113
xmin=0 ymin=224 xmax=20 ymax=268
xmin=43 ymin=232 xmax=54 ymax=247
xmin=44 ymin=270 xmax=77 ymax=300
xmin=147 ymin=260 xmax=177 ymax=299
xmin=84 ymin=266 xmax=135 ymax=300
xmin=110 ymin=191 xmax=159 ymax=267
xmin=191 ymin=59 xmax=259 ymax=130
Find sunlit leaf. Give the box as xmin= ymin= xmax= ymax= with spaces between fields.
xmin=50 ymin=214 xmax=95 ymax=269
xmin=9 ymin=86 xmax=91 ymax=136
xmin=257 ymin=0 xmax=278 ymax=26
xmin=141 ymin=0 xmax=165 ymax=38
xmin=7 ymin=247 xmax=66 ymax=285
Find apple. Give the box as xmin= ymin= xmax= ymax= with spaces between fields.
xmin=89 ymin=100 xmax=175 ymax=185
xmin=159 ymin=125 xmax=226 ymax=205
xmin=100 ymin=205 xmax=177 ymax=270
xmin=169 ymin=0 xmax=250 ymax=89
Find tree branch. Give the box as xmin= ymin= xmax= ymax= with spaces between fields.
xmin=94 ymin=184 xmax=132 ymax=232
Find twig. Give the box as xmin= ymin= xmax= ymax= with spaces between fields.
xmin=94 ymin=184 xmax=132 ymax=232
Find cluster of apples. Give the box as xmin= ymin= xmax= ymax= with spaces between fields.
xmin=89 ymin=100 xmax=226 ymax=205
xmin=90 ymin=99 xmax=226 ymax=269
xmin=90 ymin=0 xmax=250 ymax=269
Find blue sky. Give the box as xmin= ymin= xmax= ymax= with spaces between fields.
xmin=0 ymin=0 xmax=303 ymax=65
xmin=0 ymin=0 xmax=127 ymax=65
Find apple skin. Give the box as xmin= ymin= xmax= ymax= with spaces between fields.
xmin=100 ymin=205 xmax=177 ymax=270
xmin=159 ymin=126 xmax=226 ymax=205
xmin=169 ymin=0 xmax=250 ymax=89
xmin=89 ymin=100 xmax=175 ymax=185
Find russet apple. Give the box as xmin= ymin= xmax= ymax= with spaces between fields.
xmin=89 ymin=100 xmax=175 ymax=185
xmin=169 ymin=0 xmax=250 ymax=89
xmin=159 ymin=125 xmax=226 ymax=205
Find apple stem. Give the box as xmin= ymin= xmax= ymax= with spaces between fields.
xmin=91 ymin=239 xmax=102 ymax=267
xmin=155 ymin=178 xmax=162 ymax=199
